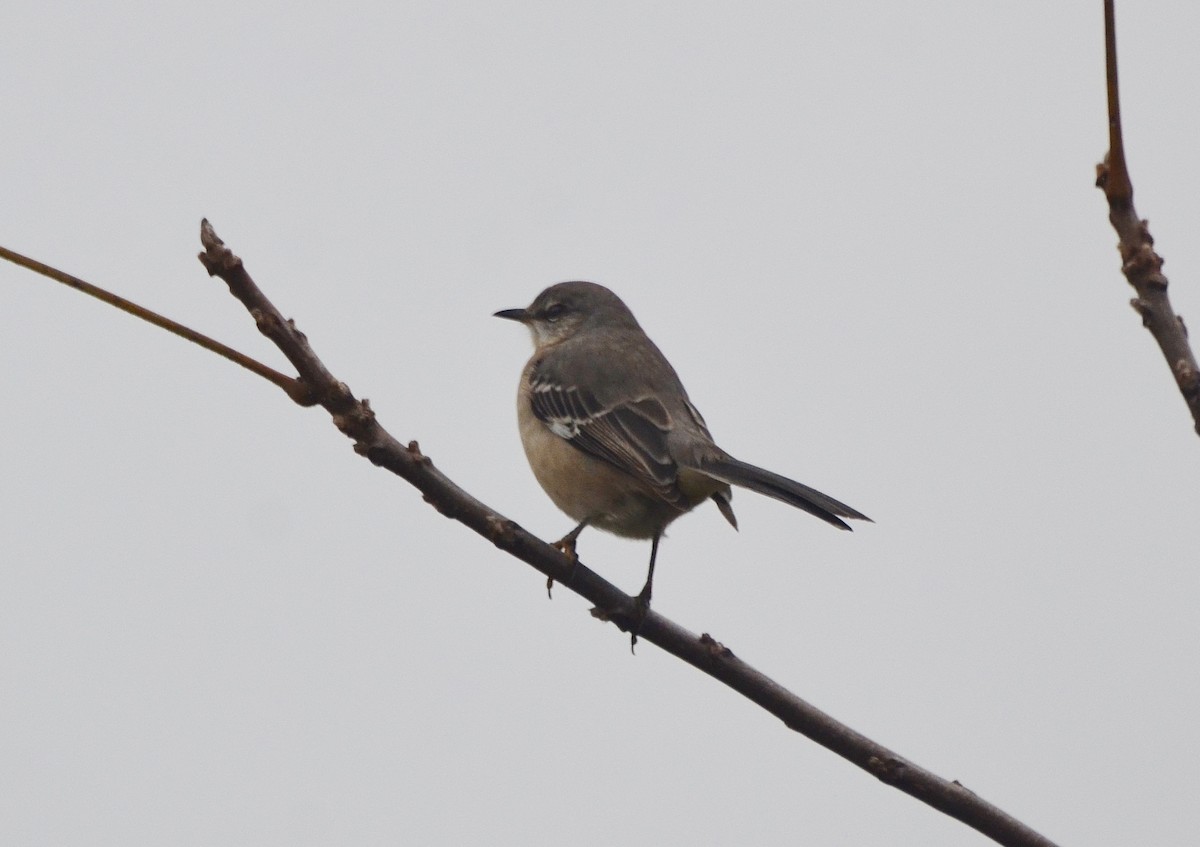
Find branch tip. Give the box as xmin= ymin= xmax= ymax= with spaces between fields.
xmin=197 ymin=220 xmax=242 ymax=276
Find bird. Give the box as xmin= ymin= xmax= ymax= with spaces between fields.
xmin=495 ymin=281 xmax=869 ymax=623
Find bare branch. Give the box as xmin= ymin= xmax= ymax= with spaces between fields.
xmin=0 ymin=224 xmax=1064 ymax=845
xmin=1096 ymin=0 xmax=1200 ymax=434
xmin=194 ymin=219 xmax=1059 ymax=847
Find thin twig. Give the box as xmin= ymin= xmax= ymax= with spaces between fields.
xmin=193 ymin=219 xmax=1060 ymax=847
xmin=1095 ymin=0 xmax=1200 ymax=434
xmin=0 ymin=243 xmax=310 ymax=404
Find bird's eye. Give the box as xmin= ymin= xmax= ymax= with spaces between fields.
xmin=544 ymin=303 xmax=568 ymax=321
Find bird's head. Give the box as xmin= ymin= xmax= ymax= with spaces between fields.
xmin=494 ymin=281 xmax=640 ymax=347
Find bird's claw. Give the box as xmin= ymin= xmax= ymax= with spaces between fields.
xmin=628 ymin=589 xmax=651 ymax=653
xmin=588 ymin=594 xmax=651 ymax=653
xmin=548 ymin=532 xmax=583 ymax=599
xmin=552 ymin=533 xmax=579 ymax=560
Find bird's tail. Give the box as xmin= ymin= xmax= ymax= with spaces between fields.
xmin=697 ymin=456 xmax=871 ymax=531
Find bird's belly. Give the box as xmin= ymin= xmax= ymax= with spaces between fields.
xmin=520 ymin=417 xmax=681 ymax=539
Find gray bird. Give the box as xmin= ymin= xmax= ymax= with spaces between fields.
xmin=496 ymin=281 xmax=869 ymax=616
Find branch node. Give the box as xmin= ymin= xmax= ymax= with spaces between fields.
xmin=1175 ymin=359 xmax=1200 ymax=399
xmin=332 ymin=398 xmax=376 ymax=439
xmin=255 ymin=310 xmax=285 ymax=337
xmin=407 ymin=440 xmax=432 ymax=466
xmin=1119 ymin=241 xmax=1164 ymax=283
xmin=286 ymin=317 xmax=308 ymax=342
xmin=484 ymin=515 xmax=520 ymax=546
xmin=1144 ymin=272 xmax=1168 ymax=291
xmin=867 ymin=755 xmax=909 ymax=786
xmin=285 ymin=378 xmax=319 ymax=407
xmin=699 ymin=632 xmax=735 ymax=660
xmin=1130 ymin=298 xmax=1154 ymax=327
xmin=951 ymin=779 xmax=978 ymax=797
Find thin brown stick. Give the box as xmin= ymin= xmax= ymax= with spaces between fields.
xmin=0 ymin=243 xmax=311 ymax=404
xmin=194 ymin=219 xmax=1059 ymax=847
xmin=1096 ymin=0 xmax=1200 ymax=434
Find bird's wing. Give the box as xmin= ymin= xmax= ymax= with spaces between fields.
xmin=528 ymin=370 xmax=689 ymax=510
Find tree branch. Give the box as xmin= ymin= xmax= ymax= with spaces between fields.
xmin=0 ymin=218 xmax=1068 ymax=847
xmin=1095 ymin=0 xmax=1200 ymax=435
xmin=191 ymin=219 xmax=1059 ymax=847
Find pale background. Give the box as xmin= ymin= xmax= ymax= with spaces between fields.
xmin=2 ymin=2 xmax=1197 ymax=845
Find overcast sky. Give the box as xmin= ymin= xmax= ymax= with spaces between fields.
xmin=3 ymin=2 xmax=1198 ymax=845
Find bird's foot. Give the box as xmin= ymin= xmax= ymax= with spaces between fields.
xmin=627 ymin=588 xmax=652 ymax=653
xmin=588 ymin=591 xmax=651 ymax=653
xmin=552 ymin=532 xmax=579 ymax=559
xmin=548 ymin=532 xmax=582 ymax=599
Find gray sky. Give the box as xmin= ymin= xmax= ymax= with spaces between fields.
xmin=3 ymin=2 xmax=1198 ymax=845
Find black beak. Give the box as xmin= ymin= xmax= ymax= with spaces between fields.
xmin=493 ymin=308 xmax=529 ymax=322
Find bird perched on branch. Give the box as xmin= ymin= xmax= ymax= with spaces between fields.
xmin=496 ymin=281 xmax=869 ymax=628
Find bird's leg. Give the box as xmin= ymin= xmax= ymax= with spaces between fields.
xmin=635 ymin=533 xmax=659 ymax=609
xmin=629 ymin=533 xmax=660 ymax=651
xmin=554 ymin=518 xmax=590 ymax=557
xmin=548 ymin=518 xmax=590 ymax=598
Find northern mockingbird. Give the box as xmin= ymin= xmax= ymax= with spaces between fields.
xmin=496 ymin=281 xmax=869 ymax=613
